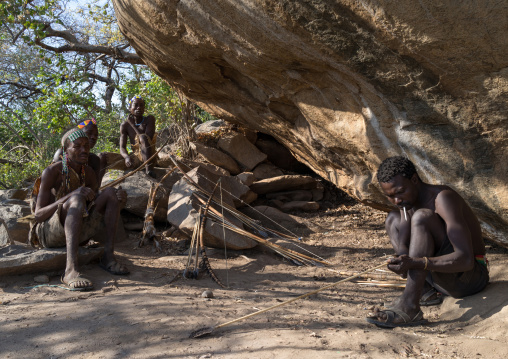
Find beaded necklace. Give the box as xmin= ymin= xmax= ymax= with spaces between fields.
xmin=61 ymin=152 xmax=86 ymax=194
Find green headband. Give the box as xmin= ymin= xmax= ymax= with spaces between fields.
xmin=67 ymin=129 xmax=88 ymax=143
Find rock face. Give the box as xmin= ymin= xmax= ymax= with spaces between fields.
xmin=0 ymin=200 xmax=32 ymax=245
xmin=166 ymin=166 xmax=257 ymax=249
xmin=190 ymin=141 xmax=241 ymax=174
xmin=113 ymin=1 xmax=508 ymax=247
xmin=102 ymin=170 xmax=181 ymax=222
xmin=0 ymin=245 xmax=103 ymax=276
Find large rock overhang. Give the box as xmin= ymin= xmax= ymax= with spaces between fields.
xmin=112 ymin=0 xmax=508 ymax=247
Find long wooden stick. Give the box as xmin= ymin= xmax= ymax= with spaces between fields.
xmin=192 ymin=194 xmax=328 ymax=266
xmin=99 ymin=136 xmax=172 ymax=190
xmin=326 ymin=268 xmax=406 ymax=282
xmin=217 ymin=262 xmax=388 ymax=328
xmin=190 ymin=261 xmax=389 ymax=338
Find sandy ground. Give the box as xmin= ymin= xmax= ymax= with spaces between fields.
xmin=1 ymin=200 xmax=508 ymax=359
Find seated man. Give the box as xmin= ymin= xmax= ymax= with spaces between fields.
xmin=366 ymin=156 xmax=489 ymax=328
xmin=53 ymin=118 xmax=106 ymax=186
xmin=120 ymin=95 xmax=157 ymax=177
xmin=100 ymin=96 xmax=157 ymax=177
xmin=34 ymin=128 xmax=129 ymax=291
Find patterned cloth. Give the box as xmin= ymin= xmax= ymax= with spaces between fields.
xmin=77 ymin=118 xmax=97 ymax=129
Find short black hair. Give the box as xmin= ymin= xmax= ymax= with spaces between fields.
xmin=377 ymin=156 xmax=417 ymax=183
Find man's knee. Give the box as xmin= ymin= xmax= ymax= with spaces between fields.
xmin=64 ymin=194 xmax=87 ymax=210
xmin=385 ymin=210 xmax=400 ymax=231
xmin=101 ymin=187 xmax=119 ymax=203
xmin=139 ymin=136 xmax=150 ymax=148
xmin=411 ymin=208 xmax=436 ymax=226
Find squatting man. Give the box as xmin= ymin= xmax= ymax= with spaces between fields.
xmin=366 ymin=156 xmax=489 ymax=328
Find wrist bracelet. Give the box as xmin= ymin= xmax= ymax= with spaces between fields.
xmin=423 ymin=256 xmax=428 ymax=270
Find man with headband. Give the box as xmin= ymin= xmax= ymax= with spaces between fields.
xmin=32 ymin=128 xmax=128 ymax=291
xmin=366 ymin=156 xmax=488 ymax=328
xmin=53 ymin=118 xmax=106 ymax=186
xmin=118 ymin=95 xmax=157 ymax=177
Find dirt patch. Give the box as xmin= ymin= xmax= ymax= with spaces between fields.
xmin=1 ymin=200 xmax=507 ymax=358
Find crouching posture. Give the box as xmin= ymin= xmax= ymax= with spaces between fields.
xmin=33 ymin=128 xmax=129 ymax=291
xmin=367 ymin=156 xmax=489 ymax=328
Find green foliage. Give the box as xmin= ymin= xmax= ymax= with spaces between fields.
xmin=0 ymin=0 xmax=218 ymax=189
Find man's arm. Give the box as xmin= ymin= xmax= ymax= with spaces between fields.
xmin=88 ymin=154 xmax=102 ymax=187
xmin=395 ymin=209 xmax=411 ymax=255
xmin=35 ymin=165 xmax=96 ymax=223
xmin=119 ymin=123 xmax=133 ymax=168
xmin=425 ymin=190 xmax=475 ymax=272
xmin=85 ymin=165 xmax=98 ymax=194
xmin=387 ymin=190 xmax=475 ymax=275
xmin=144 ymin=115 xmax=156 ymax=139
xmin=119 ymin=123 xmax=130 ymax=159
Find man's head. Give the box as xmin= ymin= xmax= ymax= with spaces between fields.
xmin=61 ymin=128 xmax=90 ymax=165
xmin=377 ymin=156 xmax=418 ymax=184
xmin=129 ymin=96 xmax=145 ymax=116
xmin=77 ymin=118 xmax=98 ymax=148
xmin=377 ymin=156 xmax=420 ymax=209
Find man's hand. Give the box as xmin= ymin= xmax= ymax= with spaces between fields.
xmin=73 ymin=186 xmax=95 ymax=202
xmin=116 ymin=186 xmax=127 ymax=203
xmin=387 ymin=254 xmax=415 ymax=277
xmin=124 ymin=157 xmax=132 ymax=167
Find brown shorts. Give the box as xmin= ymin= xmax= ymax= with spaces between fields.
xmin=429 ymin=237 xmax=489 ymax=298
xmin=35 ymin=203 xmax=104 ymax=248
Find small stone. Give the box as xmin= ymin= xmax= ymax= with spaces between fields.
xmin=33 ymin=275 xmax=50 ymax=284
xmin=201 ymin=290 xmax=214 ymax=298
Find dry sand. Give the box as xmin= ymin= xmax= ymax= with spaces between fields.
xmin=1 ymin=202 xmax=507 ymax=359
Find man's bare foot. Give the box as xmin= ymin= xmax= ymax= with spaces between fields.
xmin=100 ymin=259 xmax=130 ymax=275
xmin=366 ymin=307 xmax=427 ymax=328
xmin=61 ymin=271 xmax=94 ymax=291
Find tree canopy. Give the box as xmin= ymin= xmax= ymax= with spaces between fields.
xmin=0 ymin=0 xmax=213 ymax=189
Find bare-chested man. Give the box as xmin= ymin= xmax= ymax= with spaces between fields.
xmin=366 ymin=156 xmax=489 ymax=328
xmin=119 ymin=96 xmax=157 ymax=178
xmin=34 ymin=128 xmax=129 ymax=291
xmin=53 ymin=118 xmax=106 ymax=186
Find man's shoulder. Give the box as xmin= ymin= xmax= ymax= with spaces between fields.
xmin=89 ymin=153 xmax=100 ymax=162
xmin=434 ymin=186 xmax=460 ymax=200
xmin=43 ymin=162 xmax=62 ymax=176
xmin=434 ymin=186 xmax=465 ymax=212
xmin=39 ymin=162 xmax=62 ymax=188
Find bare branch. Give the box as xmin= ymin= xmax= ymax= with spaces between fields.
xmin=0 ymin=102 xmax=42 ymax=144
xmin=12 ymin=26 xmax=27 ymax=44
xmin=0 ymin=81 xmax=42 ymax=95
xmin=0 ymin=117 xmax=39 ymax=158
xmin=34 ymin=23 xmax=144 ymax=65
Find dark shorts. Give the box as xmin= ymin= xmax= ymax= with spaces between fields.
xmin=428 ymin=237 xmax=489 ymax=298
